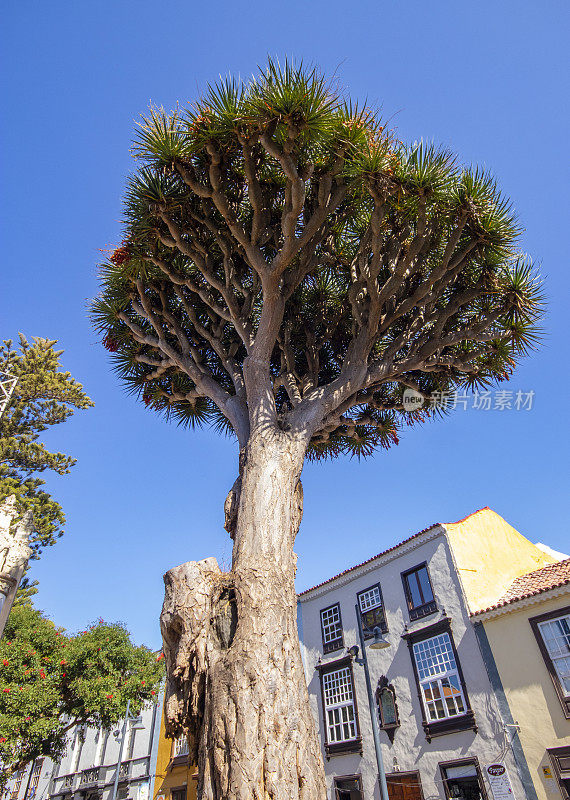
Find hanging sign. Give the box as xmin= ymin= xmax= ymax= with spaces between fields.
xmin=486 ymin=763 xmax=515 ymax=799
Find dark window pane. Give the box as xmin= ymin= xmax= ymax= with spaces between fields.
xmin=417 ymin=567 xmax=434 ymax=603
xmin=407 ymin=572 xmax=423 ymax=607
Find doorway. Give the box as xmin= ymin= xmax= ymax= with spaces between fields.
xmin=386 ymin=771 xmax=424 ymax=800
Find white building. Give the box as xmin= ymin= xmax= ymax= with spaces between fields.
xmin=4 ymin=701 xmax=161 ymax=800
xmin=297 ymin=513 xmax=534 ymax=800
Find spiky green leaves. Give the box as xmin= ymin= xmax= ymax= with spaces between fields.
xmin=94 ymin=59 xmax=544 ymax=460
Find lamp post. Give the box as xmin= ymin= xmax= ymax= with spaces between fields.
xmin=353 ymin=604 xmax=390 ymax=800
xmin=110 ymin=701 xmax=145 ymax=800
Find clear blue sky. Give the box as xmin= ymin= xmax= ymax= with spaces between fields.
xmin=2 ymin=1 xmax=568 ymax=649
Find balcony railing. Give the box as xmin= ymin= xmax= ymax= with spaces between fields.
xmin=79 ymin=767 xmax=102 ymax=786
xmin=62 ymin=776 xmax=74 ymax=791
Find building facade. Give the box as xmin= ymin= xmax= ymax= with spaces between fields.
xmin=3 ymin=701 xmax=161 ymax=800
xmin=473 ymin=559 xmax=570 ymax=800
xmin=297 ymin=507 xmax=558 ymax=800
xmin=152 ymin=716 xmax=196 ymax=800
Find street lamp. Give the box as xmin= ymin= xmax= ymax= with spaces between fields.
xmin=110 ymin=701 xmax=145 ymax=800
xmin=353 ymin=604 xmax=390 ymax=800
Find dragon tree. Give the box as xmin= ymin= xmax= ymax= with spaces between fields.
xmin=93 ymin=61 xmax=543 ymax=800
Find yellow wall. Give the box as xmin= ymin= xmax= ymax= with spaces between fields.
xmin=446 ymin=508 xmax=556 ymax=612
xmin=481 ymin=593 xmax=570 ymax=800
xmin=152 ymin=708 xmax=197 ymax=800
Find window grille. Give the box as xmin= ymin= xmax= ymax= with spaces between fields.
xmin=413 ymin=634 xmax=466 ymax=721
xmin=172 ymin=736 xmax=189 ymax=757
xmin=357 ymin=584 xmax=387 ymax=633
xmin=10 ymin=770 xmax=25 ymax=800
xmin=320 ymin=604 xmax=344 ymax=653
xmin=322 ymin=667 xmax=357 ymax=743
xmin=25 ymin=760 xmax=43 ymax=800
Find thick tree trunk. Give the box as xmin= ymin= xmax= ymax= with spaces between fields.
xmin=161 ymin=428 xmax=327 ymax=800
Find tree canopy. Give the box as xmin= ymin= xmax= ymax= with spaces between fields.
xmin=93 ymin=60 xmax=543 ymax=460
xmin=0 ymin=337 xmax=93 ymax=596
xmin=0 ymin=604 xmax=164 ymax=784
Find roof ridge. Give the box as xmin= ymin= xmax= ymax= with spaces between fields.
xmin=472 ymin=557 xmax=570 ymax=616
xmin=297 ymin=521 xmax=442 ymax=597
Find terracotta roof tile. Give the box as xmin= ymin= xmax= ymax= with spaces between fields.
xmin=297 ymin=506 xmax=492 ymax=598
xmin=472 ymin=558 xmax=570 ymax=615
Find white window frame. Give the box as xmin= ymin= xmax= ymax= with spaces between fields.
xmin=412 ymin=633 xmax=467 ymax=722
xmin=172 ymin=735 xmax=189 ymax=757
xmin=10 ymin=769 xmax=25 ymax=800
xmin=357 ymin=583 xmax=387 ymax=633
xmin=322 ymin=667 xmax=358 ymax=744
xmin=539 ymin=613 xmax=570 ymax=696
xmin=320 ymin=604 xmax=343 ymax=652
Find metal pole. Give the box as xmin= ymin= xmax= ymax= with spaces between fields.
xmin=110 ymin=699 xmax=130 ymax=800
xmin=355 ymin=604 xmax=390 ymax=800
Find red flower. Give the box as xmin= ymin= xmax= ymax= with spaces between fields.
xmin=0 ymin=737 xmax=5 ymax=742
xmin=157 ymin=653 xmax=164 ymax=661
xmin=110 ymin=244 xmax=132 ymax=266
xmin=105 ymin=694 xmax=114 ymax=700
xmin=151 ymin=691 xmax=155 ymax=695
xmin=39 ymin=669 xmax=46 ymax=679
xmin=62 ymin=673 xmax=67 ymax=677
xmin=3 ymin=688 xmax=9 ymax=693
xmin=60 ymin=660 xmax=67 ymax=665
xmin=141 ymin=681 xmax=145 ymax=686
xmin=2 ymin=659 xmax=8 ymax=666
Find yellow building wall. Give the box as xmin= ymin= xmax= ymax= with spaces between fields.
xmin=446 ymin=508 xmax=556 ymax=612
xmin=152 ymin=708 xmax=197 ymax=800
xmin=481 ymin=594 xmax=570 ymax=800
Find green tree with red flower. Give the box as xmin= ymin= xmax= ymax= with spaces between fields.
xmin=0 ymin=604 xmax=164 ymax=788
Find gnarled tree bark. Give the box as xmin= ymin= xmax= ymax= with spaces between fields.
xmin=161 ymin=428 xmax=326 ymax=800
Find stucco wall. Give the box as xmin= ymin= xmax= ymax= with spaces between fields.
xmin=481 ymin=592 xmax=570 ymax=800
xmin=4 ymin=703 xmax=160 ymax=800
xmin=445 ymin=509 xmax=555 ymax=613
xmin=299 ymin=529 xmax=524 ymax=800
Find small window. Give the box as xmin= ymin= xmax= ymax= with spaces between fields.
xmin=25 ymin=760 xmax=44 ymax=800
xmin=320 ymin=603 xmax=344 ymax=653
xmin=440 ymin=759 xmax=487 ymax=800
xmin=171 ymin=735 xmax=189 ymax=758
xmin=357 ymin=584 xmax=387 ymax=635
xmin=402 ymin=564 xmax=437 ymax=620
xmin=548 ymin=746 xmax=570 ymax=800
xmin=413 ymin=633 xmax=466 ymax=722
xmin=334 ymin=775 xmax=363 ymax=800
xmin=10 ymin=770 xmax=25 ymax=800
xmin=530 ymin=606 xmax=570 ymax=718
xmin=171 ymin=790 xmax=187 ymax=800
xmin=539 ymin=614 xmax=570 ymax=694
